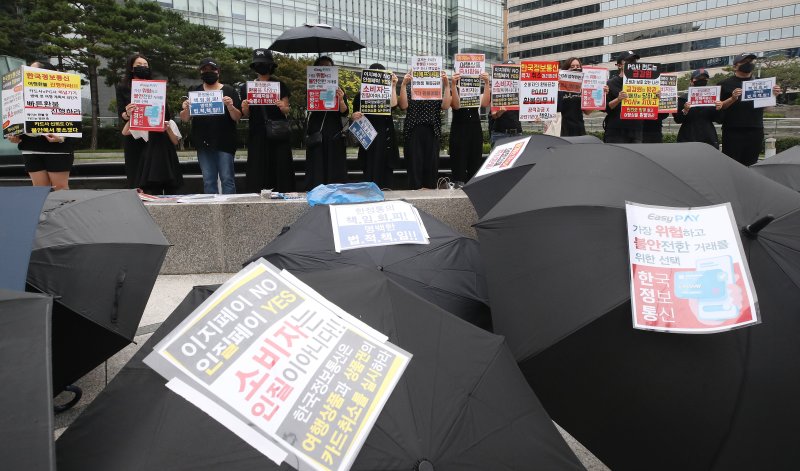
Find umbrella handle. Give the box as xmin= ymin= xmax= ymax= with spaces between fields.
xmin=111 ymin=270 xmax=127 ymax=324
xmin=742 ymin=214 xmax=775 ymax=238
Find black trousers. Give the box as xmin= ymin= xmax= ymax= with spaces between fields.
xmin=604 ymin=127 xmax=643 ymax=144
xmin=405 ymin=125 xmax=439 ymax=189
xmin=722 ymin=126 xmax=763 ymax=166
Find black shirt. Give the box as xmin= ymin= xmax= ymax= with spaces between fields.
xmin=188 ymin=83 xmax=242 ymax=154
xmin=403 ymin=84 xmax=443 ymax=140
xmin=673 ymin=96 xmax=720 ymax=147
xmin=605 ymin=75 xmax=643 ymax=131
xmin=452 ymin=107 xmax=481 ymax=124
xmin=492 ymin=109 xmax=522 ymax=133
xmin=719 ymin=75 xmax=763 ymax=129
xmin=240 ymin=80 xmax=290 ymax=136
xmin=557 ymin=91 xmax=584 ymax=132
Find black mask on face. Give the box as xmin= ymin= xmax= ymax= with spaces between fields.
xmin=738 ymin=62 xmax=755 ymax=74
xmin=133 ymin=66 xmax=151 ymax=79
xmin=201 ymin=71 xmax=219 ymax=84
xmin=694 ymin=79 xmax=708 ymax=87
xmin=253 ymin=63 xmax=272 ymax=75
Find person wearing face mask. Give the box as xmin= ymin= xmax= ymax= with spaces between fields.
xmin=604 ymin=51 xmax=644 ymax=143
xmin=673 ymin=69 xmax=722 ymax=149
xmin=180 ymin=57 xmax=242 ymax=194
xmin=557 ymin=57 xmax=607 ymax=137
xmin=240 ymin=49 xmax=294 ymax=193
xmin=116 ymin=54 xmax=151 ymax=188
xmin=718 ymin=53 xmax=783 ymax=166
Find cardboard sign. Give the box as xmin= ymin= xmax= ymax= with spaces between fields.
xmin=455 ymin=53 xmax=485 ymax=108
xmin=474 ymin=136 xmax=531 ymax=177
xmin=658 ymin=74 xmax=678 ymax=113
xmin=189 ymin=90 xmax=224 ymax=116
xmin=491 ymin=64 xmax=520 ymax=112
xmin=622 ymin=62 xmax=660 ymax=120
xmin=349 ymin=115 xmax=378 ymax=150
xmin=688 ymin=86 xmax=720 ymax=107
xmin=580 ymin=66 xmax=608 ymax=111
xmin=330 ymin=201 xmax=430 ymax=252
xmin=359 ymin=70 xmax=392 ymax=115
xmin=130 ymin=79 xmax=167 ymax=132
xmin=626 ymin=201 xmax=759 ymax=334
xmin=742 ymin=77 xmax=776 ymax=108
xmin=558 ymin=70 xmax=583 ymax=94
xmin=410 ymin=56 xmax=443 ymax=101
xmin=518 ymin=61 xmax=559 ymax=121
xmin=307 ymin=66 xmax=339 ymax=111
xmin=2 ymin=65 xmax=82 ymax=137
xmin=247 ymin=81 xmax=281 ymax=106
xmin=145 ymin=260 xmax=412 ymax=471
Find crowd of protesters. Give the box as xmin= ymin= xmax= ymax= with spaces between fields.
xmin=5 ymin=49 xmax=782 ymax=192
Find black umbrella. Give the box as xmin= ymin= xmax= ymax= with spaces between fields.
xmin=0 ymin=186 xmax=50 ymax=291
xmin=57 ymin=271 xmax=585 ymax=470
xmin=244 ymin=204 xmax=492 ymax=330
xmin=475 ymin=142 xmax=800 ymax=470
xmin=27 ymin=189 xmax=170 ymax=395
xmin=268 ymin=23 xmax=366 ymax=54
xmin=751 ymin=144 xmax=800 ymax=191
xmin=0 ymin=289 xmax=55 ymax=471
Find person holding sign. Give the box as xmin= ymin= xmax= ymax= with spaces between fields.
xmin=5 ymin=61 xmax=74 ymax=190
xmin=673 ymin=69 xmax=722 ymax=149
xmin=240 ymin=49 xmax=294 ymax=193
xmin=400 ymin=64 xmax=452 ymax=189
xmin=117 ymin=54 xmax=152 ymax=189
xmin=352 ymin=63 xmax=400 ymax=189
xmin=450 ymin=71 xmax=490 ymax=186
xmin=490 ymin=60 xmax=523 ymax=146
xmin=121 ymin=110 xmax=183 ymax=195
xmin=604 ymin=51 xmax=644 ymax=143
xmin=718 ymin=53 xmax=782 ymax=166
xmin=558 ymin=57 xmax=607 ymax=137
xmin=179 ymin=58 xmax=242 ymax=194
xmin=304 ymin=56 xmax=349 ymax=190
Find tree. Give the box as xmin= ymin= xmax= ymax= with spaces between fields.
xmin=760 ymin=56 xmax=800 ymax=104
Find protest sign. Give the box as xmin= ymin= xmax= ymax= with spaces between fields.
xmin=411 ymin=56 xmax=443 ymax=100
xmin=454 ymin=53 xmax=485 ymax=108
xmin=2 ymin=65 xmax=82 ymax=137
xmin=491 ymin=64 xmax=520 ymax=112
xmin=626 ymin=201 xmax=759 ymax=333
xmin=330 ymin=201 xmax=430 ymax=252
xmin=518 ymin=61 xmax=558 ymax=121
xmin=742 ymin=77 xmax=776 ymax=108
xmin=580 ymin=66 xmax=608 ymax=111
xmin=359 ymin=70 xmax=392 ymax=115
xmin=189 ymin=90 xmax=224 ymax=116
xmin=307 ymin=66 xmax=339 ymax=111
xmin=622 ymin=62 xmax=660 ymax=120
xmin=247 ymin=81 xmax=281 ymax=106
xmin=474 ymin=136 xmax=531 ymax=178
xmin=130 ymin=79 xmax=167 ymax=132
xmin=558 ymin=70 xmax=583 ymax=94
xmin=658 ymin=74 xmax=678 ymax=113
xmin=688 ymin=86 xmax=720 ymax=107
xmin=348 ymin=115 xmax=378 ymax=150
xmin=145 ymin=260 xmax=412 ymax=471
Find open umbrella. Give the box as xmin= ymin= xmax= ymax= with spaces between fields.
xmin=751 ymin=144 xmax=800 ymax=191
xmin=268 ymin=23 xmax=366 ymax=54
xmin=0 ymin=187 xmax=50 ymax=291
xmin=27 ymin=189 xmax=170 ymax=395
xmin=475 ymin=142 xmax=800 ymax=470
xmin=57 ymin=270 xmax=585 ymax=470
xmin=243 ymin=204 xmax=491 ymax=330
xmin=0 ymin=289 xmax=55 ymax=471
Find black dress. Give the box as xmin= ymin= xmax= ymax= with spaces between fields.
xmin=352 ymin=92 xmax=399 ymax=189
xmin=403 ymin=84 xmax=442 ymax=189
xmin=673 ymin=96 xmax=720 ymax=148
xmin=136 ymin=128 xmax=183 ymax=194
xmin=116 ymin=85 xmax=146 ymax=189
xmin=304 ymin=95 xmax=349 ymax=191
xmin=449 ymin=107 xmax=483 ymax=183
xmin=241 ymin=81 xmax=295 ymax=192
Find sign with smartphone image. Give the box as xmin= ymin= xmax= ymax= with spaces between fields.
xmin=625 ymin=202 xmax=759 ymax=334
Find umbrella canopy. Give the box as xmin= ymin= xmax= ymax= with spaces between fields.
xmin=27 ymin=189 xmax=170 ymax=394
xmin=0 ymin=187 xmax=50 ymax=291
xmin=57 ymin=271 xmax=584 ymax=470
xmin=268 ymin=23 xmax=366 ymax=54
xmin=0 ymin=289 xmax=55 ymax=471
xmin=475 ymin=142 xmax=800 ymax=470
xmin=751 ymin=144 xmax=800 ymax=191
xmin=244 ymin=204 xmax=492 ymax=330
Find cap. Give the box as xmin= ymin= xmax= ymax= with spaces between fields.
xmin=732 ymin=53 xmax=757 ymax=65
xmin=691 ymin=68 xmax=710 ymax=79
xmin=251 ymin=49 xmax=275 ymax=64
xmin=503 ymin=59 xmax=516 ymax=64
xmin=198 ymin=57 xmax=219 ymax=70
xmin=615 ymin=50 xmax=640 ymax=63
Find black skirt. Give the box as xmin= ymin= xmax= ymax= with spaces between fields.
xmin=449 ymin=119 xmax=483 ymax=183
xmin=246 ymin=132 xmax=295 ymax=193
xmin=304 ymin=126 xmax=348 ymax=191
xmin=404 ymin=125 xmax=439 ymax=190
xmin=136 ymin=133 xmax=183 ymax=192
xmin=359 ymin=118 xmax=399 ymax=190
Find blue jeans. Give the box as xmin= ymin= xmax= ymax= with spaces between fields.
xmin=197 ymin=149 xmax=236 ymax=194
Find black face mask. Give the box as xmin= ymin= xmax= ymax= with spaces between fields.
xmin=133 ymin=66 xmax=151 ymax=79
xmin=694 ymin=79 xmax=708 ymax=87
xmin=738 ymin=62 xmax=755 ymax=74
xmin=253 ymin=63 xmax=272 ymax=75
xmin=201 ymin=71 xmax=219 ymax=84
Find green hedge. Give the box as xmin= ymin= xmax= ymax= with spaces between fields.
xmin=777 ymin=136 xmax=800 ymax=153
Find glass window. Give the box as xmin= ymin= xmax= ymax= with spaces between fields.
xmin=771 ymin=7 xmax=782 ymax=18
xmin=736 ymin=33 xmax=746 ymax=44
xmin=688 ymin=3 xmax=696 ymax=13
xmin=258 ymin=4 xmax=269 ymax=23
xmin=245 ymin=2 xmax=256 ymax=21
xmin=273 ymin=8 xmax=283 ymax=25
xmin=188 ymin=0 xmax=202 ymax=13
xmin=747 ymin=32 xmax=757 ymax=43
xmin=677 ymin=4 xmax=687 ymax=14
xmin=698 ymin=1 xmax=707 ymax=10
xmin=784 ymin=5 xmax=795 ymax=16
xmin=782 ymin=26 xmax=793 ymax=38
xmin=759 ymin=9 xmax=769 ymax=21
xmin=747 ymin=11 xmax=758 ymax=22
xmin=232 ymin=0 xmax=245 ymax=19
xmin=218 ymin=0 xmax=231 ymax=17
xmin=770 ymin=28 xmax=780 ymax=40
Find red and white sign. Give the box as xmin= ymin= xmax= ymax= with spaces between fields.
xmin=558 ymin=70 xmax=583 ymax=93
xmin=580 ymin=67 xmax=608 ymax=111
xmin=130 ymin=79 xmax=167 ymax=132
xmin=411 ymin=56 xmax=443 ymax=100
xmin=474 ymin=136 xmax=531 ymax=177
xmin=518 ymin=61 xmax=558 ymax=121
xmin=247 ymin=81 xmax=281 ymax=106
xmin=307 ymin=66 xmax=338 ymax=111
xmin=688 ymin=86 xmax=721 ymax=107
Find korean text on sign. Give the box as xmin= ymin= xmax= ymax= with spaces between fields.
xmin=189 ymin=90 xmax=224 ymax=116
xmin=329 ymin=201 xmax=430 ymax=253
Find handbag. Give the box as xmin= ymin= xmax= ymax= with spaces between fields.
xmin=304 ymin=112 xmax=327 ymax=148
xmin=260 ymin=105 xmax=291 ymax=141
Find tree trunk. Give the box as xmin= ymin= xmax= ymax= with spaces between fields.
xmin=88 ymin=58 xmax=99 ymax=150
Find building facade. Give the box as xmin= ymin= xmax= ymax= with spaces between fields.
xmin=507 ymin=0 xmax=800 ymax=72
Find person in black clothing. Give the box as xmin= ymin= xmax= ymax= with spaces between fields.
xmin=557 ymin=57 xmax=606 ymax=137
xmin=718 ymin=53 xmax=783 ymax=166
xmin=450 ymin=70 xmax=490 ymax=185
xmin=122 ymin=110 xmax=183 ymax=195
xmin=241 ymin=49 xmax=294 ymax=193
xmin=117 ymin=54 xmax=151 ymax=188
xmin=490 ymin=59 xmax=523 ymax=146
xmin=673 ymin=69 xmax=721 ymax=149
xmin=642 ymin=113 xmax=670 ymax=143
xmin=179 ymin=58 xmax=242 ymax=194
xmin=604 ymin=50 xmax=644 ymax=143
xmin=304 ymin=56 xmax=349 ymax=191
xmin=351 ymin=63 xmax=400 ymax=190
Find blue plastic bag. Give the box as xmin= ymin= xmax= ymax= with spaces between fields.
xmin=306 ymin=183 xmax=385 ymax=207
